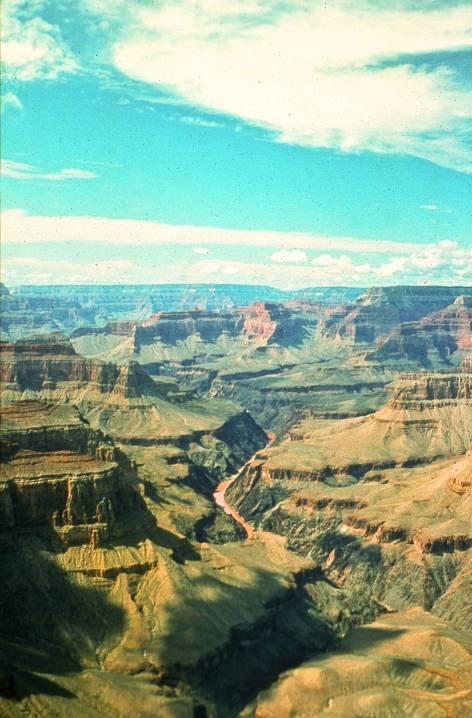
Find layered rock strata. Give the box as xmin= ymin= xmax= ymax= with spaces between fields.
xmin=320 ymin=286 xmax=468 ymax=343
xmin=0 ymin=401 xmax=148 ymax=547
xmin=367 ymin=295 xmax=472 ymax=367
xmin=225 ymin=369 xmax=472 ymax=654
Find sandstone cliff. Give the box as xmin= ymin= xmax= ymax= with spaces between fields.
xmin=320 ymin=285 xmax=467 ymax=343
xmin=367 ymin=294 xmax=472 ymax=367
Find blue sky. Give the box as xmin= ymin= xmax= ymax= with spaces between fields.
xmin=2 ymin=0 xmax=472 ymax=288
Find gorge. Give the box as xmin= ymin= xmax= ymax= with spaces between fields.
xmin=1 ymin=283 xmax=471 ymax=718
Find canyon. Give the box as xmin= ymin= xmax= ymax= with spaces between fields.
xmin=1 ymin=283 xmax=471 ymax=717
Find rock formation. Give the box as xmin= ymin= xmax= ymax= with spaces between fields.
xmin=1 ymin=283 xmax=102 ymax=341
xmin=2 ymin=284 xmax=472 ymax=717
xmin=0 ymin=394 xmax=337 ymax=718
xmin=367 ymin=294 xmax=472 ymax=367
xmin=0 ymin=400 xmax=149 ymax=547
xmin=320 ymin=285 xmax=468 ymax=343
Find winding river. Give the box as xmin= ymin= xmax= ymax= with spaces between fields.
xmin=213 ymin=431 xmax=276 ymax=538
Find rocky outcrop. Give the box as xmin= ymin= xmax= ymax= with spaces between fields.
xmin=224 ymin=366 xmax=472 ymax=656
xmin=391 ymin=370 xmax=472 ymax=407
xmin=0 ymin=401 xmax=338 ymax=718
xmin=320 ymin=286 xmax=467 ymax=343
xmin=0 ymin=335 xmax=180 ymax=405
xmin=241 ymin=609 xmax=472 ymax=718
xmin=72 ymin=301 xmax=319 ymax=352
xmin=447 ymin=443 xmax=472 ymax=493
xmin=239 ymin=302 xmax=317 ymax=345
xmin=367 ymin=294 xmax=472 ymax=367
xmin=0 ymin=401 xmax=149 ymax=547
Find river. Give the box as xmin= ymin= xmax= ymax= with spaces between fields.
xmin=213 ymin=431 xmax=276 ymax=538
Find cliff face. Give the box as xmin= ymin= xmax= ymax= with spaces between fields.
xmin=139 ymin=310 xmax=243 ymax=344
xmin=367 ymin=295 xmax=472 ymax=367
xmin=0 ymin=400 xmax=148 ymax=546
xmin=320 ymin=286 xmax=468 ymax=344
xmin=71 ymin=302 xmax=395 ymax=433
xmin=0 ymin=401 xmax=335 ymax=718
xmin=0 ymin=335 xmax=119 ymax=398
xmin=239 ymin=302 xmax=317 ymax=345
xmin=0 ymin=336 xmax=269 ymax=542
xmin=73 ymin=301 xmax=319 ymax=350
xmin=0 ymin=335 xmax=181 ymax=406
xmin=224 ymin=370 xmax=472 ymax=670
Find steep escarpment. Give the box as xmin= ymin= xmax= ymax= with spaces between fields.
xmin=0 ymin=400 xmax=149 ymax=546
xmin=71 ymin=304 xmax=395 ymax=432
xmin=320 ymin=285 xmax=467 ymax=343
xmin=367 ymin=294 xmax=472 ymax=368
xmin=228 ymin=369 xmax=472 ymax=493
xmin=0 ymin=334 xmax=184 ymax=406
xmin=0 ymin=335 xmax=269 ymax=541
xmin=225 ymin=369 xmax=472 ymax=661
xmin=0 ymin=399 xmax=338 ymax=718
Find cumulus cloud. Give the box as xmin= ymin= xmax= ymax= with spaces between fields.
xmin=3 ymin=239 xmax=471 ymax=289
xmin=1 ymin=209 xmax=421 ymax=254
xmin=106 ymin=0 xmax=472 ymax=172
xmin=2 ymin=1 xmax=78 ymax=81
xmin=375 ymin=240 xmax=472 ymax=280
xmin=271 ymin=249 xmax=307 ymax=262
xmin=1 ymin=160 xmax=97 ymax=181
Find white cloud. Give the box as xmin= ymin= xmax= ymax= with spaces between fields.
xmin=108 ymin=1 xmax=472 ymax=172
xmin=2 ymin=2 xmax=78 ymax=81
xmin=375 ymin=240 xmax=472 ymax=280
xmin=271 ymin=249 xmax=307 ymax=262
xmin=3 ymin=239 xmax=471 ymax=289
xmin=419 ymin=204 xmax=453 ymax=213
xmin=1 ymin=160 xmax=97 ymax=181
xmin=177 ymin=115 xmax=224 ymax=128
xmin=1 ymin=92 xmax=23 ymax=111
xmin=1 ymin=209 xmax=421 ymax=254
xmin=376 ymin=256 xmax=408 ymax=277
xmin=194 ymin=247 xmax=210 ymax=254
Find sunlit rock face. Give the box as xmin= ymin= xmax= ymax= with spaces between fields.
xmin=320 ymin=286 xmax=469 ymax=343
xmin=0 ymin=400 xmax=149 ymax=547
xmin=226 ymin=367 xmax=472 ymax=649
xmin=1 ymin=285 xmax=472 ymax=718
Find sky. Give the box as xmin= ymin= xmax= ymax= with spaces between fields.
xmin=1 ymin=0 xmax=472 ymax=289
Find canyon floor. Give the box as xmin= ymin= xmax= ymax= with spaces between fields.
xmin=1 ymin=284 xmax=471 ymax=717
